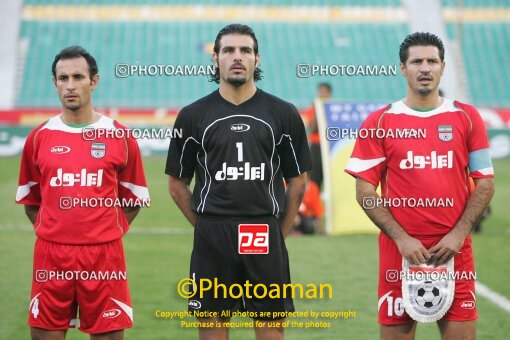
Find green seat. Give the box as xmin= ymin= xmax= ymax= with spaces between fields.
xmin=17 ymin=21 xmax=408 ymax=108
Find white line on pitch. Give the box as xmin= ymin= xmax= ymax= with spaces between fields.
xmin=1 ymin=222 xmax=509 ymax=312
xmin=476 ymin=282 xmax=510 ymax=313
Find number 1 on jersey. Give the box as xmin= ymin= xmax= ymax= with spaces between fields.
xmin=236 ymin=142 xmax=243 ymax=162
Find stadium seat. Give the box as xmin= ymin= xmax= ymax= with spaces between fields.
xmin=17 ymin=21 xmax=407 ymax=108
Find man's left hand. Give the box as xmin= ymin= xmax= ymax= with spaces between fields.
xmin=427 ymin=229 xmax=467 ymax=267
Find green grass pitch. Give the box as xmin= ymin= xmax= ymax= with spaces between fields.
xmin=0 ymin=156 xmax=508 ymax=339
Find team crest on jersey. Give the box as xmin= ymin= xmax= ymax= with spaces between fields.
xmin=438 ymin=125 xmax=453 ymax=142
xmin=91 ymin=142 xmax=106 ymax=158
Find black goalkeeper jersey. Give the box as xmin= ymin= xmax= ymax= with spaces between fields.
xmin=165 ymin=88 xmax=312 ymax=216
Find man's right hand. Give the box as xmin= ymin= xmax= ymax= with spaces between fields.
xmin=355 ymin=178 xmax=431 ymax=264
xmin=168 ymin=176 xmax=198 ymax=227
xmin=24 ymin=204 xmax=39 ymax=225
xmin=394 ymin=234 xmax=431 ymax=265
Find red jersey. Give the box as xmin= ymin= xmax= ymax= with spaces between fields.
xmin=16 ymin=114 xmax=149 ymax=244
xmin=299 ymin=180 xmax=324 ymax=218
xmin=303 ymin=106 xmax=320 ymax=144
xmin=345 ymin=99 xmax=493 ymax=237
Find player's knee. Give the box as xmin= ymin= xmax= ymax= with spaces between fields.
xmin=380 ymin=323 xmax=416 ymax=340
xmin=254 ymin=324 xmax=284 ymax=340
xmin=30 ymin=327 xmax=66 ymax=340
xmin=90 ymin=329 xmax=124 ymax=340
xmin=437 ymin=320 xmax=476 ymax=340
xmin=198 ymin=325 xmax=229 ymax=340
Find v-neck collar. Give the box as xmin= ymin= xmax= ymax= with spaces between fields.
xmin=214 ymin=88 xmax=260 ymax=111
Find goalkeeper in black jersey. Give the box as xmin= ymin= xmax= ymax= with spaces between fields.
xmin=166 ymin=24 xmax=312 ymax=340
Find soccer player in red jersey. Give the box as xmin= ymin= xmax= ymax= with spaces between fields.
xmin=16 ymin=46 xmax=150 ymax=339
xmin=345 ymin=33 xmax=494 ymax=339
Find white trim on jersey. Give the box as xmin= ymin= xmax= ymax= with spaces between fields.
xmin=28 ymin=292 xmax=41 ymax=311
xmin=179 ymin=137 xmax=200 ymax=177
xmin=272 ymin=136 xmax=285 ymax=214
xmin=41 ymin=113 xmax=115 ymax=133
xmin=197 ymin=115 xmax=277 ymax=214
xmin=386 ymin=99 xmax=457 ymax=117
xmin=119 ymin=181 xmax=150 ymax=200
xmin=270 ymin=154 xmax=281 ymax=214
xmin=346 ymin=157 xmax=386 ymax=173
xmin=279 ymin=134 xmax=301 ymax=175
xmin=110 ymin=298 xmax=133 ymax=322
xmin=476 ymin=167 xmax=495 ymax=176
xmin=378 ymin=291 xmax=392 ymax=312
xmin=276 ymin=134 xmax=285 ymax=145
xmin=16 ymin=181 xmax=39 ymax=201
xmin=196 ymin=151 xmax=208 ymax=213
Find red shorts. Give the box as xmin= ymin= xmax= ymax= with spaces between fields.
xmin=378 ymin=233 xmax=477 ymax=325
xmin=29 ymin=238 xmax=133 ymax=334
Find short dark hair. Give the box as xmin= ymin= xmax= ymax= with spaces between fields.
xmin=399 ymin=32 xmax=445 ymax=64
xmin=208 ymin=23 xmax=263 ymax=83
xmin=318 ymin=82 xmax=332 ymax=92
xmin=52 ymin=46 xmax=98 ymax=79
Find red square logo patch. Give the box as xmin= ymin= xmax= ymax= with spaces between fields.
xmin=238 ymin=224 xmax=269 ymax=254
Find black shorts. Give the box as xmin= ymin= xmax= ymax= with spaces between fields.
xmin=188 ymin=215 xmax=294 ymax=319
